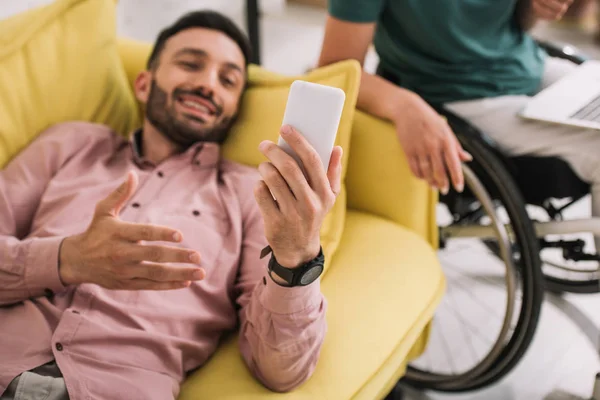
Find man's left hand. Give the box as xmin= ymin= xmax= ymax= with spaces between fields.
xmin=531 ymin=0 xmax=574 ymax=20
xmin=254 ymin=125 xmax=343 ymax=269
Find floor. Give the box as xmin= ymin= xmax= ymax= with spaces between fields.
xmin=2 ymin=1 xmax=599 ymax=400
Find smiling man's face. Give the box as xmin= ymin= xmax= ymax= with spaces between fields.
xmin=135 ymin=27 xmax=246 ymax=147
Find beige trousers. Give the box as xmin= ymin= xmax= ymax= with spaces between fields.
xmin=444 ymin=57 xmax=600 ymax=250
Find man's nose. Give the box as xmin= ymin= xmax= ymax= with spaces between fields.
xmin=195 ymin=70 xmax=219 ymax=96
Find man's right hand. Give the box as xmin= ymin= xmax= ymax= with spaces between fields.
xmin=393 ymin=93 xmax=472 ymax=194
xmin=59 ymin=171 xmax=205 ymax=290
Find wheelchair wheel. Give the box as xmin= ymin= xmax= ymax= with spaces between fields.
xmin=403 ymin=131 xmax=545 ymax=392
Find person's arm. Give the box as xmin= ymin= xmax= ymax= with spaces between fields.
xmin=236 ymin=126 xmax=342 ymax=392
xmin=236 ymin=181 xmax=326 ymax=393
xmin=516 ymin=0 xmax=574 ymax=31
xmin=0 ymin=124 xmax=203 ymax=308
xmin=318 ymin=14 xmax=470 ymax=194
xmin=0 ymin=124 xmax=79 ymax=306
xmin=317 ymin=11 xmax=408 ymax=129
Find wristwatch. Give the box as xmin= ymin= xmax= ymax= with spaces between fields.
xmin=260 ymin=246 xmax=325 ymax=287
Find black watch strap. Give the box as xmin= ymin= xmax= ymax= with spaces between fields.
xmin=260 ymin=245 xmax=325 ymax=287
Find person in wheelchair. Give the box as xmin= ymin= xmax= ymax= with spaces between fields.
xmin=318 ymin=0 xmax=579 ymax=194
xmin=318 ymin=0 xmax=600 ymax=282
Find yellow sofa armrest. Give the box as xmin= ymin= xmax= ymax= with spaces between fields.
xmin=345 ymin=111 xmax=438 ymax=245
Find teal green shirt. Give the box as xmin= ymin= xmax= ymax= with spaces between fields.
xmin=329 ymin=0 xmax=546 ymax=104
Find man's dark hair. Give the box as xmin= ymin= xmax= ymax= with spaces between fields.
xmin=146 ymin=10 xmax=253 ymax=70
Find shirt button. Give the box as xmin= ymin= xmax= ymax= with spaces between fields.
xmin=131 ymin=202 xmax=141 ymax=208
xmin=55 ymin=343 xmax=63 ymax=351
xmin=157 ymin=171 xmax=164 ymax=178
xmin=44 ymin=288 xmax=54 ymax=297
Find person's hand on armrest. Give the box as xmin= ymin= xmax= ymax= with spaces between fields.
xmin=318 ymin=15 xmax=471 ymax=194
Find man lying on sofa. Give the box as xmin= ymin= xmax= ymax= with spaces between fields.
xmin=0 ymin=10 xmax=341 ymax=400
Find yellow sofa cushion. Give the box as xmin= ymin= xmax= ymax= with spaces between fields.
xmin=0 ymin=0 xmax=140 ymax=168
xmin=116 ymin=38 xmax=361 ymax=266
xmin=179 ymin=211 xmax=445 ymax=399
xmin=346 ymin=111 xmax=438 ymax=245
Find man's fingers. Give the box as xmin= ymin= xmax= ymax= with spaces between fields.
xmin=122 ymin=262 xmax=205 ymax=282
xmin=446 ymin=128 xmax=467 ymax=190
xmin=275 ymin=125 xmax=330 ymax=194
xmin=429 ymin=152 xmax=449 ymax=194
xmin=444 ymin=142 xmax=465 ymax=193
xmin=452 ymin=135 xmax=473 ymax=162
xmin=119 ymin=244 xmax=201 ymax=265
xmin=118 ymin=222 xmax=183 ymax=243
xmin=409 ymin=156 xmax=424 ymax=179
xmin=254 ymin=180 xmax=280 ymax=218
xmin=537 ymin=0 xmax=568 ymax=9
xmin=533 ymin=0 xmax=567 ymax=18
xmin=96 ymin=171 xmax=139 ymax=217
xmin=258 ymin=162 xmax=295 ymax=212
xmin=460 ymin=149 xmax=473 ymax=162
xmin=533 ymin=2 xmax=555 ymax=19
xmin=120 ymin=279 xmax=192 ymax=291
xmin=418 ymin=156 xmax=435 ymax=188
xmin=257 ymin=140 xmax=312 ymax=201
xmin=326 ymin=146 xmax=343 ymax=197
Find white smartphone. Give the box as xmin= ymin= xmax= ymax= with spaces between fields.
xmin=278 ymin=80 xmax=346 ymax=172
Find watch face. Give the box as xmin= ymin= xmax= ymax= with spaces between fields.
xmin=300 ymin=264 xmax=324 ymax=285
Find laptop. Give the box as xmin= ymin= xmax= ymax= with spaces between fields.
xmin=520 ymin=60 xmax=600 ymax=130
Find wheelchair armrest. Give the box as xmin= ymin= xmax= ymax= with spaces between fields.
xmin=535 ymin=39 xmax=587 ymax=65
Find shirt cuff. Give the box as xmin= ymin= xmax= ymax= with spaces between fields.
xmin=24 ymin=236 xmax=68 ymax=297
xmin=259 ymin=277 xmax=324 ymax=315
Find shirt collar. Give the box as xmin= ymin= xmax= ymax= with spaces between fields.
xmin=128 ymin=129 xmax=221 ymax=169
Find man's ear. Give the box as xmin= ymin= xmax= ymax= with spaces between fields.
xmin=134 ymin=71 xmax=152 ymax=104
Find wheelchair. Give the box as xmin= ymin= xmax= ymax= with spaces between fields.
xmin=380 ymin=41 xmax=599 ymax=394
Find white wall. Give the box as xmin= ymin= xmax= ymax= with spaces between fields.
xmin=0 ymin=0 xmax=285 ymax=42
xmin=0 ymin=0 xmax=378 ymax=76
xmin=115 ymin=0 xmax=285 ymax=43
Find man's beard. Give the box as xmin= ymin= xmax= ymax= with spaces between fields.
xmin=145 ymin=80 xmax=236 ymax=149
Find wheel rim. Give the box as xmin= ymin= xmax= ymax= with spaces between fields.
xmin=405 ymin=165 xmax=518 ymax=388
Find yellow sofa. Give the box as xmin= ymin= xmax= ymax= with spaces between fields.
xmin=0 ymin=0 xmax=444 ymax=398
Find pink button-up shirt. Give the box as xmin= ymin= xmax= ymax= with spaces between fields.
xmin=0 ymin=122 xmax=327 ymax=400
